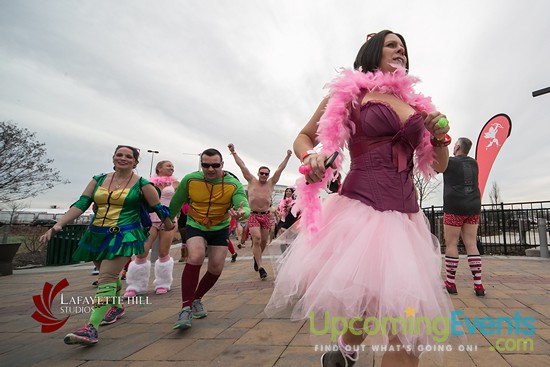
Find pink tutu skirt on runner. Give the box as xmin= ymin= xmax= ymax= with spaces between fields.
xmin=265 ymin=194 xmax=457 ymax=352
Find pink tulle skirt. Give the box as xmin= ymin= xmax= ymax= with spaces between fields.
xmin=265 ymin=194 xmax=457 ymax=352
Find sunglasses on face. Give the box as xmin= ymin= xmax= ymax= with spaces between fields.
xmin=201 ymin=163 xmax=221 ymax=169
xmin=259 ymin=172 xmax=270 ymax=176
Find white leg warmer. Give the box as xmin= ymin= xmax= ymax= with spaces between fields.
xmin=153 ymin=257 xmax=174 ymax=291
xmin=125 ymin=260 xmax=151 ymax=294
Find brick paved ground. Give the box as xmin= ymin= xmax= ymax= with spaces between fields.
xmin=1 ymin=239 xmax=550 ymax=367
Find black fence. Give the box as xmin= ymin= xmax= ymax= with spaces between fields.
xmin=422 ymin=201 xmax=550 ymax=256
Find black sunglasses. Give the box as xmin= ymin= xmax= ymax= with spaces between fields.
xmin=201 ymin=163 xmax=221 ymax=169
xmin=259 ymin=172 xmax=270 ymax=176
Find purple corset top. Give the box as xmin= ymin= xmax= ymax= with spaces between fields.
xmin=340 ymin=101 xmax=425 ymax=213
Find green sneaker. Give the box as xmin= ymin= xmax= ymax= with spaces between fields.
xmin=173 ymin=306 xmax=193 ymax=330
xmin=191 ymin=299 xmax=208 ymax=319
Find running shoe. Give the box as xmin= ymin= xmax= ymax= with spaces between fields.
xmin=64 ymin=324 xmax=98 ymax=345
xmin=100 ymin=307 xmax=125 ymax=326
xmin=191 ymin=299 xmax=208 ymax=319
xmin=173 ymin=306 xmax=193 ymax=330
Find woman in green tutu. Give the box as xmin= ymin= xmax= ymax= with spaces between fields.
xmin=39 ymin=145 xmax=174 ymax=345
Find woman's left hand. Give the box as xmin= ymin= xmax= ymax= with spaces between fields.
xmin=38 ymin=223 xmax=62 ymax=245
xmin=422 ymin=111 xmax=450 ymax=140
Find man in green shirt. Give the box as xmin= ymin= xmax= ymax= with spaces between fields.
xmin=169 ymin=148 xmax=249 ymax=329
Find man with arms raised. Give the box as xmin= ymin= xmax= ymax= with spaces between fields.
xmin=228 ymin=143 xmax=292 ymax=280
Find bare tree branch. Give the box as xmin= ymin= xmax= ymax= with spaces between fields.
xmin=413 ymin=173 xmax=441 ymax=208
xmin=489 ymin=181 xmax=501 ymax=205
xmin=0 ymin=201 xmax=28 ymax=243
xmin=0 ymin=121 xmax=69 ymax=203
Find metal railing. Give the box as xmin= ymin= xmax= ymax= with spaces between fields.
xmin=423 ymin=201 xmax=550 ymax=256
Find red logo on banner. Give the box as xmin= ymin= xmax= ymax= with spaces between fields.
xmin=475 ymin=114 xmax=512 ymax=199
xmin=32 ymin=278 xmax=70 ymax=332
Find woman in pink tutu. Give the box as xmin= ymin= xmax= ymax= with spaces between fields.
xmin=265 ymin=30 xmax=454 ymax=367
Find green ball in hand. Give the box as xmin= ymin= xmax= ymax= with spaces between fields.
xmin=436 ymin=117 xmax=448 ymax=128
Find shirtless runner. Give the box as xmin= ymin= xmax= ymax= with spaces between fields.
xmin=228 ymin=143 xmax=292 ymax=280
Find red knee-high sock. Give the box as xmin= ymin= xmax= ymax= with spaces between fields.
xmin=445 ymin=256 xmax=459 ymax=287
xmin=180 ymin=263 xmax=201 ymax=308
xmin=194 ymin=271 xmax=220 ymax=300
xmin=467 ymin=255 xmax=483 ymax=289
xmin=228 ymin=239 xmax=236 ymax=255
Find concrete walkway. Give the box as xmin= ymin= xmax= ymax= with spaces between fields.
xmin=1 ymin=240 xmax=550 ymax=367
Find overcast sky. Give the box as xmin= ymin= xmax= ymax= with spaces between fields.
xmin=1 ymin=0 xmax=549 ymax=210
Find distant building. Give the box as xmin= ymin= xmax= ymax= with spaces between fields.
xmin=0 ymin=208 xmax=93 ymax=225
xmin=272 ymin=184 xmax=290 ymax=206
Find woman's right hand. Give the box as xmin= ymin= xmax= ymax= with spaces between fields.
xmin=302 ymin=153 xmax=327 ymax=184
xmin=162 ymin=218 xmax=175 ymax=231
xmin=39 ymin=224 xmax=62 ymax=245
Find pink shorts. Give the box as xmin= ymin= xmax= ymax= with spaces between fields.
xmin=247 ymin=212 xmax=272 ymax=230
xmin=443 ymin=213 xmax=480 ymax=227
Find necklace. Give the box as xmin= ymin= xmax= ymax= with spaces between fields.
xmin=112 ymin=172 xmax=134 ymax=189
xmin=107 ymin=172 xmax=134 ymax=200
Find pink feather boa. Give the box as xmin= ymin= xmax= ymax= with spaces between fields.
xmin=149 ymin=175 xmax=177 ymax=186
xmin=296 ymin=67 xmax=437 ymax=236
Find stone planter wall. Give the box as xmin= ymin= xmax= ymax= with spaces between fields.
xmin=0 ymin=243 xmax=22 ymax=275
